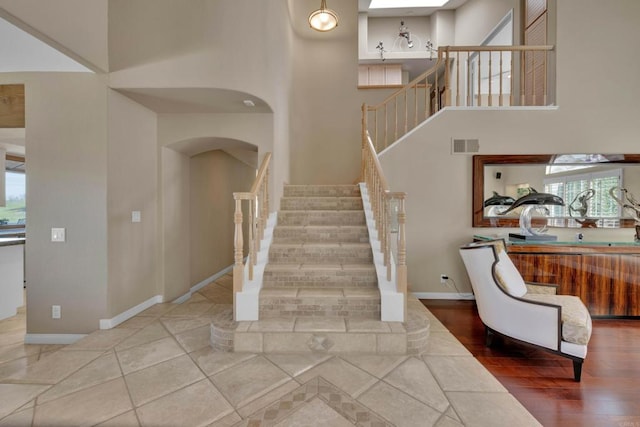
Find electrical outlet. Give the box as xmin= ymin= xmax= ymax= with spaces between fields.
xmin=52 ymin=305 xmax=61 ymax=319
xmin=440 ymin=274 xmax=449 ymax=284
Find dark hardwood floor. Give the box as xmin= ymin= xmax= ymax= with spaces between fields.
xmin=422 ymin=300 xmax=640 ymax=427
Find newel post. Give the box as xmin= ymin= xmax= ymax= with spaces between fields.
xmin=396 ymin=193 xmax=407 ymax=322
xmin=232 ymin=196 xmax=244 ymax=319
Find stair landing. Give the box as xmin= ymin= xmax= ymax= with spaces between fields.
xmin=210 ymin=296 xmax=430 ymax=355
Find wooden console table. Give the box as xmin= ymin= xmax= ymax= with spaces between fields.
xmin=474 ymin=236 xmax=640 ymax=317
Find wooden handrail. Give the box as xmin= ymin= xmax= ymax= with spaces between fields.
xmin=441 ymin=45 xmax=554 ymax=52
xmin=438 ymin=45 xmax=555 ymax=109
xmin=249 ymin=152 xmax=271 ymax=195
xmin=363 ymin=55 xmax=446 ymax=152
xmin=368 ymin=58 xmax=443 ymax=110
xmin=232 ymin=152 xmax=271 ymax=319
xmin=361 ymin=129 xmax=407 ymax=321
xmin=365 ymin=137 xmax=389 ymax=192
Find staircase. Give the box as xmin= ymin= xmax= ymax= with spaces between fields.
xmin=211 ymin=184 xmax=430 ymax=355
xmin=261 ymin=184 xmax=381 ymax=320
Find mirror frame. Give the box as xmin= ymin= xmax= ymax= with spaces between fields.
xmin=472 ymin=154 xmax=640 ymax=228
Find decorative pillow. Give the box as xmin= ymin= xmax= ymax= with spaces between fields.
xmin=493 ymin=252 xmax=528 ymax=297
xmin=523 ymin=294 xmax=593 ymax=345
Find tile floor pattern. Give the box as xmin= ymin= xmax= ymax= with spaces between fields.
xmin=0 ymin=275 xmax=540 ymax=426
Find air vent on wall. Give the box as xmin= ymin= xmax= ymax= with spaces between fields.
xmin=451 ymin=138 xmax=480 ymax=154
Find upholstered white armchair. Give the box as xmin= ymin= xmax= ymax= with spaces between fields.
xmin=459 ymin=239 xmax=592 ymax=381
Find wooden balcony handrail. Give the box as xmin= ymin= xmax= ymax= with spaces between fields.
xmin=440 ymin=44 xmax=554 ymax=52
xmin=367 ymin=58 xmax=444 ymax=111
xmin=363 ymin=45 xmax=555 ymax=155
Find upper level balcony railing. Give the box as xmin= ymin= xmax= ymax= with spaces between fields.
xmin=363 ymin=44 xmax=555 ymax=154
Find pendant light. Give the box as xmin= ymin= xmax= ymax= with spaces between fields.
xmin=308 ymin=0 xmax=338 ymax=32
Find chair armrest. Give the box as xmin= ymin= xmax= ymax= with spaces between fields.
xmin=525 ymin=282 xmax=558 ymax=295
xmin=476 ymin=292 xmax=562 ymax=351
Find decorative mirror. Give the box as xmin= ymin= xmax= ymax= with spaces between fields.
xmin=472 ymin=154 xmax=640 ymax=228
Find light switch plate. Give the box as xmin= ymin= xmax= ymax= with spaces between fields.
xmin=51 ymin=228 xmax=66 ymax=242
xmin=132 ymin=211 xmax=141 ymax=223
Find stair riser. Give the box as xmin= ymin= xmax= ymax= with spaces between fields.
xmin=278 ymin=211 xmax=366 ymax=226
xmin=262 ymin=272 xmax=378 ymax=288
xmin=280 ymin=197 xmax=363 ymax=211
xmin=269 ymin=246 xmax=373 ymax=264
xmin=284 ymin=185 xmax=360 ymax=197
xmin=272 ymin=227 xmax=369 ymax=244
xmin=259 ymin=298 xmax=380 ymax=319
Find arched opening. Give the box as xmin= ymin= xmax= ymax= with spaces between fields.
xmin=160 ymin=137 xmax=258 ymax=302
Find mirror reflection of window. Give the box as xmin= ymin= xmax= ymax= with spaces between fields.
xmin=543 ymin=169 xmax=622 ymax=228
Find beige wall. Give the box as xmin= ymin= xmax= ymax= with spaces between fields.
xmin=0 ymin=72 xmax=109 ymax=334
xmin=107 ymin=90 xmax=158 ymax=316
xmin=161 ymin=147 xmax=191 ymax=302
xmin=291 ymin=34 xmax=362 ymax=184
xmin=454 ymin=0 xmax=520 ymax=45
xmin=189 ymin=150 xmax=255 ymax=284
xmin=107 ymin=0 xmax=286 ymax=106
xmin=366 ymin=16 xmax=431 ymax=52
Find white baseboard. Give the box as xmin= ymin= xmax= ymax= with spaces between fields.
xmin=412 ymin=292 xmax=475 ymax=300
xmin=98 ymin=265 xmax=235 ymax=330
xmin=99 ymin=294 xmax=163 ymax=329
xmin=172 ymin=264 xmax=234 ymax=304
xmin=25 ymin=334 xmax=87 ymax=345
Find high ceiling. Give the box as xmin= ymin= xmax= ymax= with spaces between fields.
xmin=358 ymin=0 xmax=468 ymax=17
xmin=289 ymin=0 xmax=467 ymax=40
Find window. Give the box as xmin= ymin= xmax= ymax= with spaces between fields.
xmin=543 ymin=168 xmax=622 ymax=228
xmin=0 ymin=157 xmax=26 ymax=227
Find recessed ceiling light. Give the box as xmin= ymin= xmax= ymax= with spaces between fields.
xmin=243 ymin=100 xmax=255 ymax=107
xmin=369 ymin=0 xmax=449 ymax=8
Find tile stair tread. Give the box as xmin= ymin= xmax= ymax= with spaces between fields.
xmin=272 ymin=226 xmax=369 ymax=242
xmin=277 ymin=210 xmax=367 ymax=226
xmin=280 ymin=197 xmax=363 ymax=206
xmin=264 ymin=263 xmax=375 ymax=271
xmin=277 ymin=210 xmax=365 ymax=215
xmin=283 ymin=185 xmax=361 ymax=196
xmin=273 ymin=225 xmax=368 ymax=230
xmin=268 ymin=242 xmax=373 ymax=264
xmin=260 ymin=288 xmax=380 ymax=298
xmin=280 ymin=196 xmax=362 ymax=199
xmin=269 ymin=242 xmax=371 ymax=248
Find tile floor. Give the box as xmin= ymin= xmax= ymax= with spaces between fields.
xmin=0 ymin=275 xmax=540 ymax=426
